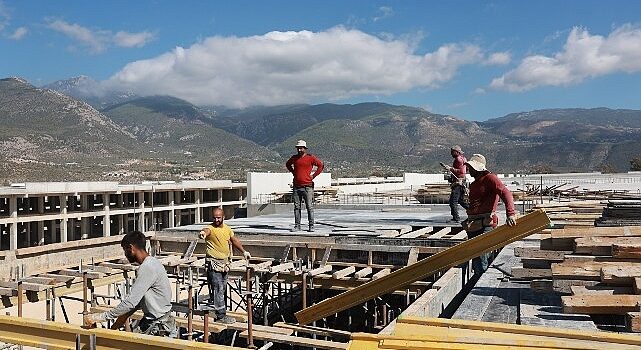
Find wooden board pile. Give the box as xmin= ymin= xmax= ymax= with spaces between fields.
xmin=513 ymin=223 xmax=641 ymax=332
xmin=414 ymin=184 xmax=451 ymax=204
xmin=531 ymin=201 xmax=605 ymax=227
xmin=596 ymin=200 xmax=641 ymax=227
xmin=350 ymin=316 xmax=641 ymax=350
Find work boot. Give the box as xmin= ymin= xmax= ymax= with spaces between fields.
xmin=308 ymin=225 xmax=315 ymax=232
xmin=292 ymin=225 xmax=302 ymax=232
xmin=217 ymin=315 xmax=236 ymax=324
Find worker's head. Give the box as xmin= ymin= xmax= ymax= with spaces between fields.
xmin=465 ymin=153 xmax=487 ymax=178
xmin=121 ymin=231 xmax=147 ymax=263
xmin=450 ymin=145 xmax=463 ymax=158
xmin=212 ymin=207 xmax=225 ymax=227
xmin=295 ymin=140 xmax=308 ymax=156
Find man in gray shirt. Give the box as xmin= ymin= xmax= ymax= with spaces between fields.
xmin=84 ymin=231 xmax=176 ymax=337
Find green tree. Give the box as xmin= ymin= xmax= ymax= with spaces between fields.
xmin=599 ymin=164 xmax=618 ymax=173
xmin=631 ymin=157 xmax=641 ymax=171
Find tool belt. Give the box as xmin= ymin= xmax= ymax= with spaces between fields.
xmin=136 ymin=310 xmax=176 ymax=337
xmin=205 ymin=256 xmax=231 ymax=273
xmin=462 ymin=212 xmax=494 ymax=233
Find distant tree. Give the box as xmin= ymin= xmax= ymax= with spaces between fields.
xmin=599 ymin=164 xmax=618 ymax=174
xmin=631 ymin=157 xmax=641 ymax=171
xmin=529 ymin=164 xmax=556 ymax=174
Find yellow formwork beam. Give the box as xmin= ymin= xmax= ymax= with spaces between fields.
xmin=0 ymin=314 xmax=240 ymax=350
xmin=398 ymin=316 xmax=641 ymax=347
xmin=389 ymin=323 xmax=632 ymax=350
xmin=296 ymin=210 xmax=551 ymax=324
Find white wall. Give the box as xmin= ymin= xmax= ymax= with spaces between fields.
xmin=246 ymin=172 xmax=332 ymax=204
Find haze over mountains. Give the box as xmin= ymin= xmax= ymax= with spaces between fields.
xmin=1 ymin=75 xmax=640 ymax=183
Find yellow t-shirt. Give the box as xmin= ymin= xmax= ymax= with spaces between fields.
xmin=204 ymin=223 xmax=234 ymax=259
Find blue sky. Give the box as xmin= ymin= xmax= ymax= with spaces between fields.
xmin=2 ymin=0 xmax=641 ymax=120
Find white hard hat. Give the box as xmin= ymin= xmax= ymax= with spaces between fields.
xmin=295 ymin=140 xmax=307 ymax=148
xmin=465 ymin=154 xmax=487 ymax=171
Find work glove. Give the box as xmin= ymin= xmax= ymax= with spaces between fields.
xmin=198 ymin=230 xmax=206 ymax=239
xmin=506 ymin=215 xmax=517 ymax=226
xmin=84 ymin=313 xmax=99 ymax=327
xmin=243 ymin=251 xmax=252 ymax=260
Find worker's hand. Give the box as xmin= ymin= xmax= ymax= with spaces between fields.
xmin=444 ymin=165 xmax=452 ymax=170
xmin=198 ymin=230 xmax=206 ymax=239
xmin=243 ymin=251 xmax=251 ymax=260
xmin=506 ymin=215 xmax=517 ymax=226
xmin=84 ymin=313 xmax=98 ymax=328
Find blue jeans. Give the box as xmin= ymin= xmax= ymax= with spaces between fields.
xmin=207 ymin=269 xmax=228 ymax=318
xmin=293 ymin=186 xmax=314 ymax=227
xmin=467 ymin=226 xmax=494 ymax=275
xmin=449 ymin=184 xmax=469 ymax=221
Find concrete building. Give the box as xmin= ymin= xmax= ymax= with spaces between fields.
xmin=0 ymin=180 xmax=246 ymax=251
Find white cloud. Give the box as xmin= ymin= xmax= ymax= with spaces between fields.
xmin=491 ymin=24 xmax=641 ymax=92
xmin=8 ymin=26 xmax=27 ymax=40
xmin=373 ymin=6 xmax=393 ymax=22
xmin=47 ymin=19 xmax=154 ymax=53
xmin=105 ymin=27 xmax=484 ymax=107
xmin=113 ymin=30 xmax=154 ymax=48
xmin=484 ymin=51 xmax=511 ymax=65
xmin=0 ymin=0 xmax=11 ymax=32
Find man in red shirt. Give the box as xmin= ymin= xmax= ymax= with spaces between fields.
xmin=442 ymin=145 xmax=469 ymax=222
xmin=463 ymin=153 xmax=517 ymax=275
xmin=285 ymin=140 xmax=324 ymax=232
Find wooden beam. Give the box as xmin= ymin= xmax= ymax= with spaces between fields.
xmin=308 ymin=265 xmax=333 ymax=277
xmin=371 ymin=268 xmax=391 ymax=280
xmin=239 ymin=330 xmax=348 ymax=350
xmin=513 ymin=247 xmax=569 ymax=260
xmin=601 ymin=266 xmax=641 ymax=285
xmin=612 ymin=243 xmax=641 ymax=259
xmin=295 ymin=210 xmax=550 ymax=324
xmin=575 ymin=237 xmax=641 ymax=256
xmin=269 ymin=262 xmax=295 ymax=274
xmin=332 ymin=266 xmax=356 ymax=279
xmin=562 ymin=295 xmax=641 ymax=314
xmin=57 ymin=269 xmax=103 ymax=279
xmin=406 ymin=247 xmax=419 ymax=266
xmin=428 ymin=227 xmax=451 ymax=239
xmin=353 ymin=267 xmax=372 ymax=278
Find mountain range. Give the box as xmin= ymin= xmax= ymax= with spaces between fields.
xmin=0 ymin=75 xmax=640 ymax=183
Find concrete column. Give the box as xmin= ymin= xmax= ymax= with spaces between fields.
xmin=81 ymin=195 xmax=90 ymax=238
xmin=9 ymin=196 xmax=17 ymax=250
xmin=60 ymin=195 xmax=68 ymax=243
xmin=137 ymin=192 xmax=145 ymax=232
xmin=37 ymin=196 xmax=45 ymax=245
xmin=174 ymin=191 xmax=181 ymax=227
xmin=195 ymin=190 xmax=202 ymax=223
xmin=218 ymin=189 xmax=223 ymax=203
xmin=169 ymin=191 xmax=175 ymax=228
xmin=118 ymin=215 xmax=124 ymax=235
xmin=103 ymin=193 xmax=111 ymax=237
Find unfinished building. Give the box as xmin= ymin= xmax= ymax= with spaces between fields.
xmin=1 ymin=172 xmax=641 ymax=350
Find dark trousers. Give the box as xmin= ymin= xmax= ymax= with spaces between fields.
xmin=207 ymin=269 xmax=228 ymax=318
xmin=449 ymin=184 xmax=469 ymax=221
xmin=467 ymin=226 xmax=494 ymax=275
xmin=293 ymin=186 xmax=314 ymax=227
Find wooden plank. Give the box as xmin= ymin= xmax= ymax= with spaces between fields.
xmin=635 ymin=277 xmax=641 ymax=295
xmin=511 ymin=268 xmax=551 ymax=280
xmin=562 ymin=295 xmax=641 ymax=314
xmin=570 ymin=285 xmax=632 ymax=295
xmin=600 ymin=266 xmax=641 ymax=285
xmin=612 ymin=243 xmax=641 ymax=259
xmin=575 ymin=237 xmax=641 ymax=256
xmin=0 ymin=287 xmax=17 ymax=297
xmin=354 ymin=267 xmax=372 ymax=278
xmin=99 ymin=262 xmax=138 ymax=271
xmin=269 ymin=262 xmax=295 ymax=273
xmin=57 ymin=269 xmax=103 ymax=279
xmin=449 ymin=230 xmax=468 ymax=240
xmin=295 ymin=209 xmax=551 ymax=324
xmin=91 ymin=306 xmax=228 ymax=333
xmin=427 ymin=227 xmax=451 ymax=239
xmin=406 ymin=247 xmax=419 ymax=266
xmin=395 ymin=315 xmax=641 ymax=347
xmin=553 ymin=279 xmax=599 ymax=294
xmin=398 ymin=226 xmax=433 ymax=239
xmin=238 ymin=330 xmax=348 ymax=350
xmin=320 ymin=247 xmax=332 ymax=266
xmin=308 ymin=265 xmax=333 ymax=277
xmin=371 ymin=268 xmax=391 ymax=280
xmin=272 ymin=322 xmax=351 ymax=339
xmin=513 ymin=247 xmax=569 ymax=260
xmin=551 ymin=225 xmax=641 ymax=239
xmin=626 ymin=312 xmax=641 ymax=333
xmin=0 ymin=280 xmax=50 ymax=292
xmin=332 ymin=266 xmax=356 ymax=279
xmin=551 ymin=261 xmax=635 ymax=281
xmin=37 ymin=273 xmax=77 ymax=283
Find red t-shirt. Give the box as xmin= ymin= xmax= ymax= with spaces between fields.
xmin=451 ymin=155 xmax=467 ymax=177
xmin=467 ymin=172 xmax=516 ymax=227
xmin=285 ymin=153 xmax=324 ymax=188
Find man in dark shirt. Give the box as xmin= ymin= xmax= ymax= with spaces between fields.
xmin=442 ymin=145 xmax=469 ymax=222
xmin=285 ymin=140 xmax=324 ymax=232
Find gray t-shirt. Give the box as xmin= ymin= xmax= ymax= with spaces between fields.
xmin=99 ymin=255 xmax=172 ymax=322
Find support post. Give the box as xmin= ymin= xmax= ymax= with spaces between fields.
xmin=187 ymin=284 xmax=193 ymax=341
xmin=17 ymin=281 xmax=23 ymax=317
xmin=246 ymin=267 xmax=255 ymax=349
xmin=203 ymin=309 xmax=209 ymax=343
xmin=82 ymin=272 xmax=88 ymax=321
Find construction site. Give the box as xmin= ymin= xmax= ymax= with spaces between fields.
xmin=1 ymin=170 xmax=641 ymax=350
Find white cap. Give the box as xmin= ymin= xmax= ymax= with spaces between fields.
xmin=465 ymin=154 xmax=487 ymax=171
xmin=295 ymin=140 xmax=307 ymax=148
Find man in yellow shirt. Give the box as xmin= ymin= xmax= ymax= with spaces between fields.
xmin=199 ymin=207 xmax=250 ymax=324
